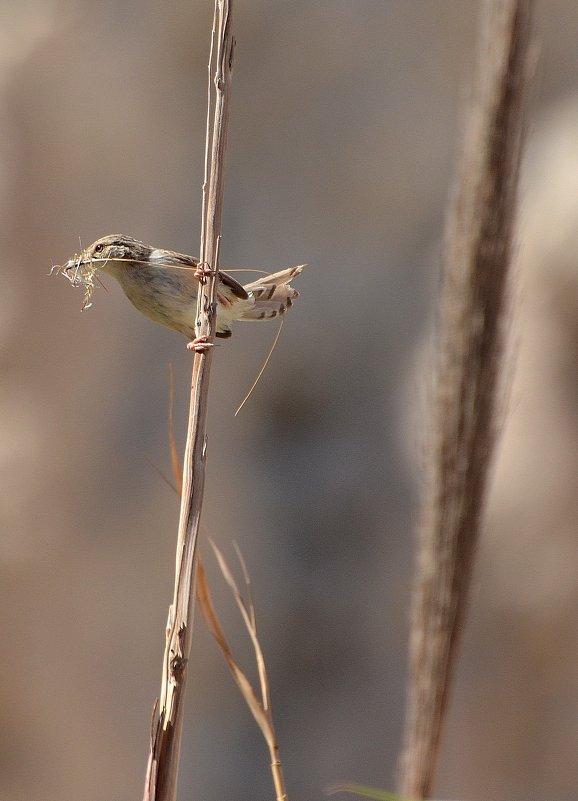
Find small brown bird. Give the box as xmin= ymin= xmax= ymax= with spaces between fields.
xmin=60 ymin=234 xmax=304 ymax=350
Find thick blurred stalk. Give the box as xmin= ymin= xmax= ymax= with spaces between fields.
xmin=398 ymin=1 xmax=532 ymax=797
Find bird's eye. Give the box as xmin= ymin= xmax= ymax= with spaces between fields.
xmin=94 ymin=243 xmax=104 ymax=254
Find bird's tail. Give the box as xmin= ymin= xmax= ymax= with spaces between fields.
xmin=240 ymin=264 xmax=305 ymax=321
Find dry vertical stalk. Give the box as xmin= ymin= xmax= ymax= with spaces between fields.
xmin=143 ymin=3 xmax=235 ymax=801
xmin=196 ymin=543 xmax=288 ymax=801
xmin=398 ymin=1 xmax=532 ymax=798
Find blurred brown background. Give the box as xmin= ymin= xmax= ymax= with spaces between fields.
xmin=1 ymin=2 xmax=577 ymax=800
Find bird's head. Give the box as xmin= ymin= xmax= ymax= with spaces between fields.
xmin=78 ymin=235 xmax=153 ymax=269
xmin=57 ymin=234 xmax=154 ymax=310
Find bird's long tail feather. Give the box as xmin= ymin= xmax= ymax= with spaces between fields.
xmin=240 ymin=264 xmax=305 ymax=320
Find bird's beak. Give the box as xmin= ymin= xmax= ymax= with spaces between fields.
xmin=63 ymin=257 xmax=77 ymax=276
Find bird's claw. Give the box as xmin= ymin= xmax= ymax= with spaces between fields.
xmin=187 ymin=335 xmax=214 ymax=353
xmin=194 ymin=262 xmax=213 ymax=284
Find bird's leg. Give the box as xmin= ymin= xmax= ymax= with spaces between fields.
xmin=190 ymin=262 xmax=216 ymax=351
xmin=194 ymin=261 xmax=213 ymax=284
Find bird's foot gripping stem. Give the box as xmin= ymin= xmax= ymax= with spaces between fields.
xmin=187 ymin=335 xmax=214 ymax=353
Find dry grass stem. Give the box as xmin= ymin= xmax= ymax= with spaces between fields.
xmin=142 ymin=3 xmax=235 ymax=801
xmin=325 ymin=784 xmax=409 ymax=801
xmin=52 ymin=254 xmax=204 ymax=312
xmin=398 ymin=1 xmax=532 ymax=798
xmin=234 ymin=316 xmax=285 ymax=416
xmin=167 ymin=364 xmax=183 ymax=495
xmin=197 ymin=544 xmax=288 ymax=801
xmin=50 ymin=256 xmax=103 ymax=310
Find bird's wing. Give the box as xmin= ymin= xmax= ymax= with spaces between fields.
xmin=151 ymin=248 xmax=248 ymax=301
